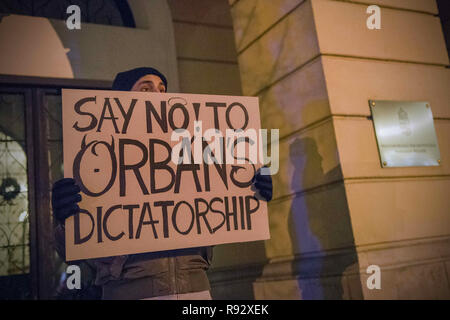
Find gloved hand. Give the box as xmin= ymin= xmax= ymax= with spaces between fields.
xmin=252 ymin=167 xmax=273 ymax=201
xmin=52 ymin=178 xmax=82 ymax=224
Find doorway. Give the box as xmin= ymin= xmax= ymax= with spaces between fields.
xmin=0 ymin=83 xmax=105 ymax=299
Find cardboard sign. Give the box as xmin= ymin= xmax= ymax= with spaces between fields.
xmin=62 ymin=89 xmax=270 ymax=261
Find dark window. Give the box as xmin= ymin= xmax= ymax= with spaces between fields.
xmin=0 ymin=0 xmax=136 ymax=28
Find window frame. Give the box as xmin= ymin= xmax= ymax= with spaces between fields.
xmin=0 ymin=78 xmax=110 ymax=299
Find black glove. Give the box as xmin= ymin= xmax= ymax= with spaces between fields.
xmin=52 ymin=178 xmax=82 ymax=224
xmin=252 ymin=167 xmax=273 ymax=201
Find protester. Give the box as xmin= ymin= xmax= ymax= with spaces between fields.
xmin=52 ymin=67 xmax=273 ymax=300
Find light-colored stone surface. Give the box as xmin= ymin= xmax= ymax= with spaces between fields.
xmin=230 ymin=0 xmax=439 ymax=54
xmin=229 ymin=244 xmax=449 ymax=300
xmin=356 ymin=236 xmax=450 ymax=271
xmin=312 ymin=0 xmax=449 ymax=65
xmin=224 ymin=0 xmax=450 ymax=301
xmin=347 ymin=273 xmax=364 ymax=299
xmin=231 ymin=0 xmax=305 ymax=52
xmin=210 ymin=241 xmax=267 ymax=269
xmin=446 ymin=261 xmax=450 ymax=285
xmin=266 ymin=182 xmax=355 ymax=259
xmin=354 ymin=236 xmax=450 ymax=299
xmin=442 ymin=20 xmax=450 ymax=59
xmin=254 ymin=275 xmax=354 ymax=299
xmin=259 ymin=57 xmax=330 ymax=136
xmin=211 ymin=277 xmax=260 ymax=299
xmin=342 ymin=0 xmax=438 ymax=14
xmin=177 ymin=60 xmax=242 ymax=95
xmin=334 ymin=118 xmax=450 ymax=178
xmin=253 ymin=278 xmax=303 ymax=299
xmin=255 ymin=248 xmax=360 ymax=299
xmin=169 ymin=0 xmax=242 ymax=97
xmin=168 ymin=0 xmax=233 ymax=27
xmin=322 ymin=56 xmax=450 ymax=118
xmin=173 ymin=22 xmax=238 ymax=62
xmin=345 ymin=178 xmax=450 ymax=246
xmin=212 ymin=247 xmax=361 ymax=299
xmin=273 ymin=118 xmax=342 ymax=199
xmin=237 ymin=0 xmax=319 ymax=95
xmin=360 ymin=261 xmax=450 ymax=299
xmin=298 ymin=276 xmax=346 ymax=299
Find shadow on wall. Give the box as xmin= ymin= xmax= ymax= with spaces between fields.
xmin=208 ymin=210 xmax=269 ymax=299
xmin=287 ymin=137 xmax=362 ymax=299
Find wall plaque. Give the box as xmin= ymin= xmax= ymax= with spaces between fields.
xmin=369 ymin=100 xmax=441 ymax=168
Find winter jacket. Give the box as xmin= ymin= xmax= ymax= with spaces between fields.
xmin=54 ymin=223 xmax=212 ymax=299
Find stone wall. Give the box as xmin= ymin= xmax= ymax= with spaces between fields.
xmin=167 ymin=0 xmax=242 ymax=95
xmin=218 ymin=0 xmax=450 ymax=299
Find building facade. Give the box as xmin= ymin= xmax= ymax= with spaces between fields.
xmin=0 ymin=0 xmax=449 ymax=299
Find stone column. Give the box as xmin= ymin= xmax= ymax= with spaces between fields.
xmin=222 ymin=0 xmax=450 ymax=299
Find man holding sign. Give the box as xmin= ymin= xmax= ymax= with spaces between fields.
xmin=52 ymin=67 xmax=273 ymax=300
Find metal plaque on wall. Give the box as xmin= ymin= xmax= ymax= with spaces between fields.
xmin=369 ymin=100 xmax=441 ymax=168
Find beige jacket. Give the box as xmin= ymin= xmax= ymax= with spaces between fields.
xmin=54 ymin=223 xmax=212 ymax=299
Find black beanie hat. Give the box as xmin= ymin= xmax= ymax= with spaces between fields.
xmin=112 ymin=67 xmax=168 ymax=91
